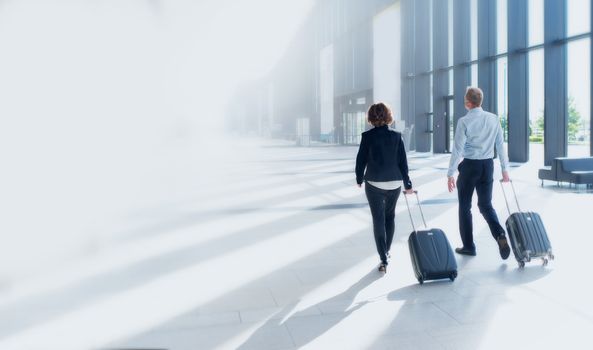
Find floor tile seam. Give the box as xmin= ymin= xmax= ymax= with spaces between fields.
xmin=267 ymin=287 xmax=280 ymax=308
xmin=407 ymin=292 xmax=467 ymax=305
xmin=450 ymin=287 xmax=507 ymax=300
xmin=282 ymin=321 xmax=299 ymax=348
xmin=238 ymin=307 xmax=326 ymax=326
xmin=236 ymin=314 xmax=286 ymax=326
xmin=430 ymin=331 xmax=470 ymax=350
xmin=415 ymin=331 xmax=448 ymax=350
xmin=429 ymin=301 xmax=466 ymax=327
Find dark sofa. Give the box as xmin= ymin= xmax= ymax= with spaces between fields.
xmin=539 ymin=157 xmax=593 ymax=187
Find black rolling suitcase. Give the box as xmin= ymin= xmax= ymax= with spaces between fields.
xmin=404 ymin=191 xmax=457 ymax=284
xmin=500 ymin=180 xmax=554 ymax=268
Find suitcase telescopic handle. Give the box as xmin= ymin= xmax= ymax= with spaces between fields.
xmin=499 ymin=179 xmax=522 ymax=216
xmin=403 ymin=190 xmax=428 ymax=232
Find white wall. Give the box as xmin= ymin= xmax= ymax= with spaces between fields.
xmin=0 ymin=0 xmax=314 ymax=282
xmin=373 ymin=3 xmax=402 ymax=127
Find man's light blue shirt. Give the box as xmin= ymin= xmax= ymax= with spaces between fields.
xmin=447 ymin=107 xmax=509 ymax=177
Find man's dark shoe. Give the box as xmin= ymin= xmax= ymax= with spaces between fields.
xmin=455 ymin=247 xmax=476 ymax=256
xmin=497 ymin=235 xmax=511 ymax=260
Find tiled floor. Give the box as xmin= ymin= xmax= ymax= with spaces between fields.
xmin=1 ymin=139 xmax=591 ymax=349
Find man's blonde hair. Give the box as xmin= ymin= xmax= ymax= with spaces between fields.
xmin=465 ymin=87 xmax=483 ymax=107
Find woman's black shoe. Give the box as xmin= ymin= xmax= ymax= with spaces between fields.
xmin=378 ymin=263 xmax=387 ymax=273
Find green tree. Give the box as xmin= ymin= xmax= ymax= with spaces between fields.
xmin=500 ymin=114 xmax=508 ymax=142
xmin=530 ymin=97 xmax=582 ymax=142
xmin=535 ymin=112 xmax=544 ymax=136
xmin=535 ymin=113 xmax=544 ymax=131
xmin=568 ymin=96 xmax=583 ymax=142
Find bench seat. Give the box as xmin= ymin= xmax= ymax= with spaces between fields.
xmin=538 ymin=157 xmax=593 ymax=186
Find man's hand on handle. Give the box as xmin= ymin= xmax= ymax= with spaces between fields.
xmin=447 ymin=176 xmax=456 ymax=193
xmin=502 ymin=171 xmax=510 ymax=182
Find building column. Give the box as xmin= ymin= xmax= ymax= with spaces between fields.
xmin=414 ymin=0 xmax=431 ymax=152
xmin=432 ymin=0 xmax=449 ymax=153
xmin=544 ymin=0 xmax=567 ymax=165
xmin=507 ymin=0 xmax=529 ymax=162
xmin=453 ymin=0 xmax=471 ymax=128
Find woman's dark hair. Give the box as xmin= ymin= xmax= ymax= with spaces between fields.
xmin=367 ymin=102 xmax=393 ymax=127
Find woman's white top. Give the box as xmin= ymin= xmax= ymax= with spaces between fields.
xmin=367 ymin=180 xmax=403 ymax=190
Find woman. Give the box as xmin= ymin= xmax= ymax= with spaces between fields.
xmin=355 ymin=103 xmax=414 ymax=273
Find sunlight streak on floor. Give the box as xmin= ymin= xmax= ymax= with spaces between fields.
xmin=0 ymin=213 xmax=367 ymax=350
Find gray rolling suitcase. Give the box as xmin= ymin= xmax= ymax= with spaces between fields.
xmin=404 ymin=191 xmax=457 ymax=284
xmin=500 ymin=180 xmax=554 ymax=268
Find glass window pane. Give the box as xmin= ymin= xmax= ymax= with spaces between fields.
xmin=567 ymin=0 xmax=591 ymax=37
xmin=528 ymin=0 xmax=544 ymax=46
xmin=471 ymin=63 xmax=478 ymax=87
xmin=528 ymin=49 xmax=544 ymax=151
xmin=567 ymin=38 xmax=591 ymax=157
xmin=448 ymin=0 xmax=454 ymax=66
xmin=449 ymin=69 xmax=454 ymax=95
xmin=497 ymin=57 xmax=508 ymax=141
xmin=471 ymin=0 xmax=478 ymax=60
xmin=497 ymin=0 xmax=507 ymax=54
xmin=429 ymin=0 xmax=433 ymax=70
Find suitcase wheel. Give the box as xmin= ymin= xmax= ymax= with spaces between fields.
xmin=542 ymin=258 xmax=549 ymax=266
xmin=449 ymin=271 xmax=457 ymax=282
xmin=549 ymin=253 xmax=555 ymax=260
xmin=518 ymin=261 xmax=526 ymax=269
xmin=418 ymin=276 xmax=424 ymax=285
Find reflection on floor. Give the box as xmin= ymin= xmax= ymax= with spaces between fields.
xmin=0 ymin=139 xmax=591 ymax=350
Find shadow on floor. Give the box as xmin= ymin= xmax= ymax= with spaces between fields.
xmin=365 ymin=263 xmax=551 ymax=349
xmin=236 ymin=269 xmax=382 ymax=350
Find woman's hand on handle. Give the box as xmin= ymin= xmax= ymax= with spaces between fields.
xmin=404 ymin=188 xmax=415 ymax=195
xmin=501 ymin=171 xmax=510 ymax=182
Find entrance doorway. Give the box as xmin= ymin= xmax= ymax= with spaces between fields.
xmin=444 ymin=95 xmax=455 ymax=153
xmin=342 ymin=111 xmax=366 ymax=145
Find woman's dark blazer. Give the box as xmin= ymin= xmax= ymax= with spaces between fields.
xmin=355 ymin=125 xmax=412 ymax=190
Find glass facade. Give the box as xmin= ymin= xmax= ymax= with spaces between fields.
xmin=497 ymin=57 xmax=508 ymax=141
xmin=448 ymin=0 xmax=454 ymax=67
xmin=417 ymin=0 xmax=592 ymax=160
xmin=567 ymin=0 xmax=591 ymax=37
xmin=471 ymin=63 xmax=478 ymax=87
xmin=293 ymin=0 xmax=593 ymax=158
xmin=497 ymin=0 xmax=507 ymax=54
xmin=567 ymin=38 xmax=591 ymax=157
xmin=528 ymin=0 xmax=544 ymax=46
xmin=528 ymin=49 xmax=545 ymax=144
xmin=470 ymin=0 xmax=478 ymax=61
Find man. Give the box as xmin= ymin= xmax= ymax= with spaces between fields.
xmin=447 ymin=87 xmax=511 ymax=260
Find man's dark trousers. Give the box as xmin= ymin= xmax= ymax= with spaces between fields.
xmin=456 ymin=159 xmax=505 ymax=250
xmin=365 ymin=182 xmax=401 ymax=265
